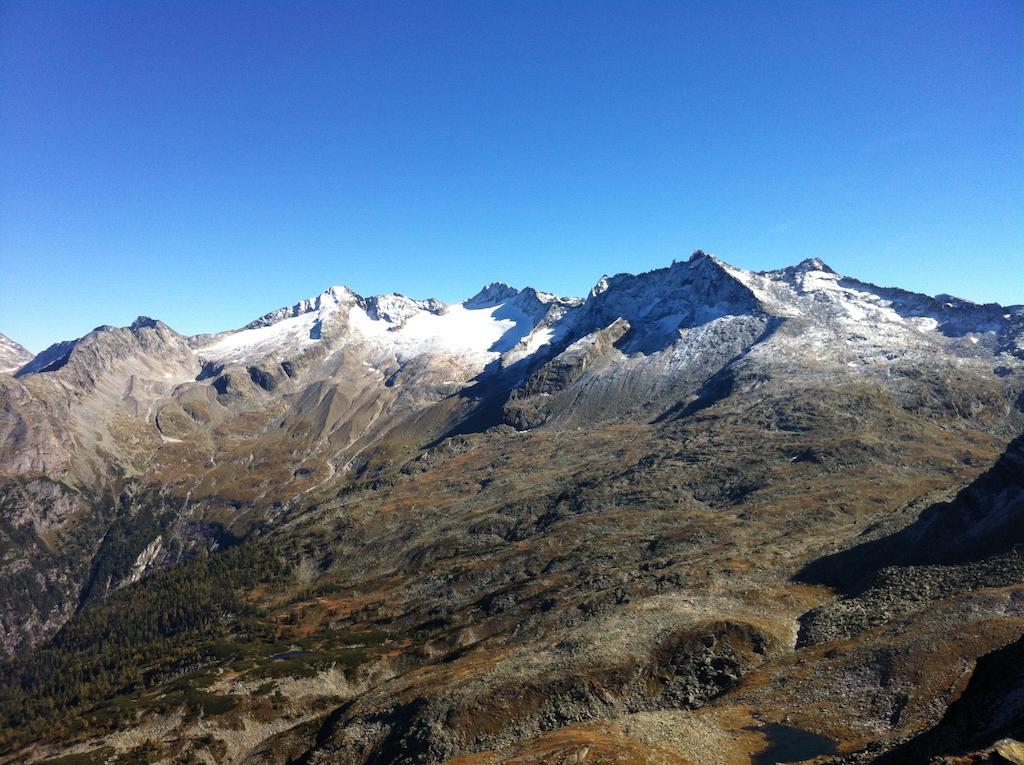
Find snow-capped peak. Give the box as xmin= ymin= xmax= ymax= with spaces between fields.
xmin=792 ymin=257 xmax=835 ymax=274
xmin=589 ymin=275 xmax=610 ymax=298
xmin=685 ymin=249 xmax=719 ymax=266
xmin=0 ymin=332 xmax=33 ymax=375
xmin=243 ymin=285 xmax=356 ymax=330
xmin=465 ymin=282 xmax=522 ymax=308
xmin=363 ymin=293 xmax=445 ymax=325
xmin=194 ymin=279 xmax=566 ymax=371
xmin=12 ymin=253 xmax=1022 ymax=395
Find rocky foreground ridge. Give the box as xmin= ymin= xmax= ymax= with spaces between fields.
xmin=0 ymin=252 xmax=1022 ymax=764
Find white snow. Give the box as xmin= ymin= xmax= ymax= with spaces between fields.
xmin=501 ymin=325 xmax=560 ymax=367
xmin=0 ymin=333 xmax=33 ymax=374
xmin=196 ymin=284 xmax=546 ymax=374
xmin=346 ymin=301 xmax=522 ymax=364
xmin=589 ymin=276 xmax=610 ymax=297
xmin=521 ymin=326 xmax=555 ymax=355
xmin=192 ymin=256 xmax=1020 ymax=387
xmin=198 ymin=310 xmax=322 ymax=364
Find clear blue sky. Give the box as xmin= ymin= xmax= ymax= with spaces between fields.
xmin=1 ymin=0 xmax=1021 ymax=352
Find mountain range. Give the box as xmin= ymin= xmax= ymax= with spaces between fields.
xmin=0 ymin=251 xmax=1021 ymax=764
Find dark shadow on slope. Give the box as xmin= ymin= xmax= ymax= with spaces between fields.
xmin=289 ymin=696 xmax=359 ymax=765
xmin=15 ymin=339 xmax=77 ymax=376
xmin=796 ymin=435 xmax=1024 ymax=596
xmin=418 ymin=359 xmax=525 ymax=449
xmin=486 ymin=302 xmax=538 ymax=353
xmin=420 ymin=334 xmax=565 ymax=448
xmin=425 ymin=301 xmax=787 ymax=447
xmin=651 ymin=316 xmax=785 ymax=424
xmin=429 ymin=311 xmax=787 ymax=446
xmin=195 ymin=360 xmax=223 ymax=381
xmin=870 ymin=635 xmax=1024 ymax=764
xmin=568 ymin=251 xmax=770 ymax=356
xmin=652 ymin=368 xmax=736 ymax=423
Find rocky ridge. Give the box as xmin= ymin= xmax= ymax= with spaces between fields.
xmin=0 ymin=333 xmax=32 ymax=375
xmin=0 ymin=251 xmax=1021 ymax=764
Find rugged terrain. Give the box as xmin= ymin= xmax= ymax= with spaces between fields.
xmin=0 ymin=333 xmax=32 ymax=375
xmin=0 ymin=251 xmax=1021 ymax=764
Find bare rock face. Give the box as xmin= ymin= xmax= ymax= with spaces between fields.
xmin=0 ymin=252 xmax=1022 ymax=764
xmin=875 ymin=635 xmax=1024 ymax=763
xmin=0 ymin=375 xmax=75 ymax=477
xmin=0 ymin=253 xmax=1021 ymax=655
xmin=0 ymin=478 xmax=93 ymax=654
xmin=9 ymin=253 xmax=1015 ymax=500
xmin=795 ymin=435 xmax=1024 ymax=648
xmin=0 ymin=333 xmax=32 ymax=375
xmin=503 ymin=318 xmax=633 ymax=429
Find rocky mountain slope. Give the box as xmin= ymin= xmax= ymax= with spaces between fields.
xmin=0 ymin=333 xmax=32 ymax=375
xmin=0 ymin=251 xmax=1021 ymax=764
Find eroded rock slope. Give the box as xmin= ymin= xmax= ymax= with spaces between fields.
xmin=0 ymin=251 xmax=1021 ymax=764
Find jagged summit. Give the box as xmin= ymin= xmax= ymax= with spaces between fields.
xmin=17 ymin=316 xmax=188 ymax=378
xmin=1 ymin=251 xmax=1022 ymax=765
xmin=465 ymin=282 xmax=522 ymax=308
xmin=129 ymin=316 xmax=161 ymax=331
xmin=793 ymin=257 xmax=835 ymax=273
xmin=589 ymin=275 xmax=610 ymax=298
xmin=243 ymin=285 xmax=357 ymax=330
xmin=363 ymin=293 xmax=445 ymax=323
xmin=190 ymin=276 xmax=586 ymax=373
xmin=13 ymin=253 xmax=1023 ymax=382
xmin=15 ymin=318 xmax=195 ymax=385
xmin=570 ymin=250 xmax=765 ymax=344
xmin=685 ymin=248 xmax=718 ymax=263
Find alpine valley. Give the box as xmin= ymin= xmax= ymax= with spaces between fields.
xmin=1 ymin=251 xmax=1022 ymax=765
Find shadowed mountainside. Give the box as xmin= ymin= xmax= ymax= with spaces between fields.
xmin=0 ymin=253 xmax=1022 ymax=764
